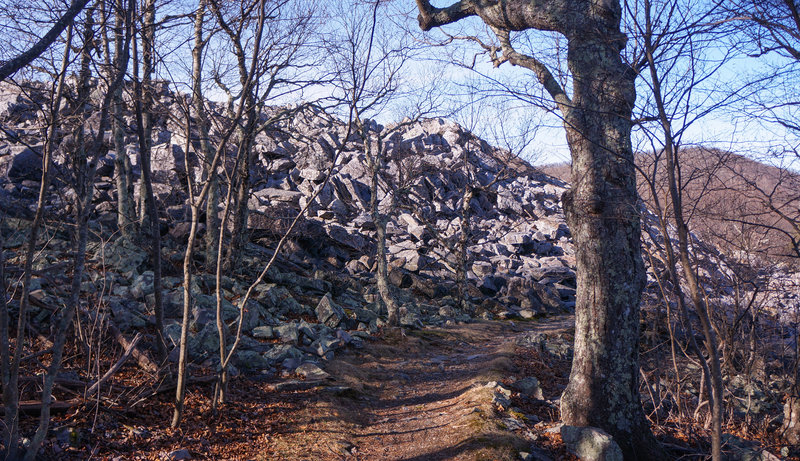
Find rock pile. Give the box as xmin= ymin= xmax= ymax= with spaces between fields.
xmin=0 ymin=80 xmax=797 ymax=435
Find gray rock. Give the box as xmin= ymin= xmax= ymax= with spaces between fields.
xmin=560 ymin=426 xmax=622 ymax=461
xmin=327 ymin=224 xmax=365 ymax=251
xmin=533 ymin=283 xmax=564 ymax=312
xmin=165 ymin=448 xmax=192 ymax=460
xmin=295 ymin=362 xmax=330 ymax=380
xmin=472 ymin=261 xmax=494 ymax=277
xmin=300 ymin=167 xmax=325 ymax=181
xmin=263 ymin=344 xmax=303 ymax=363
xmin=275 ymin=323 xmax=300 ymax=344
xmin=722 ymin=434 xmax=781 ymax=461
xmin=7 ymin=146 xmax=41 ymax=183
xmin=252 ymin=325 xmax=274 ymax=339
xmin=253 ymin=187 xmax=303 ymax=205
xmin=91 ymin=238 xmax=147 ymax=277
xmin=513 ymin=376 xmax=544 ymax=400
xmin=316 ymin=293 xmax=346 ymax=328
xmin=233 ymin=350 xmax=271 ymax=370
xmin=399 ymin=311 xmax=423 ymax=329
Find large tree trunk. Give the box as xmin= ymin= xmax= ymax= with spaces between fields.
xmin=414 ymin=2 xmax=663 ymax=452
xmin=558 ymin=37 xmax=661 ymax=459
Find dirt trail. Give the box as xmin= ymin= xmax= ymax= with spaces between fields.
xmin=264 ymin=316 xmax=574 ymax=461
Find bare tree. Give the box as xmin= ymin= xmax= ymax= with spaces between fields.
xmin=0 ymin=0 xmax=91 ymax=81
xmin=171 ymin=0 xmax=266 ymax=428
xmin=414 ymin=1 xmax=663 ymax=456
xmin=1 ymin=16 xmax=75 ymax=461
xmin=24 ymin=1 xmax=133 ymax=457
xmin=624 ymin=0 xmax=732 ymax=456
xmin=327 ymin=0 xmax=422 ymax=325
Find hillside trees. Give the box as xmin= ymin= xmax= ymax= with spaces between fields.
xmin=623 ymin=0 xmax=731 ymax=457
xmin=327 ymin=0 xmax=436 ymax=325
xmin=414 ymin=1 xmax=663 ymax=458
xmin=1 ymin=13 xmax=76 ymax=460
xmin=725 ymin=0 xmax=800 ymax=444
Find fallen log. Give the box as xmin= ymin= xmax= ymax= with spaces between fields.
xmin=86 ymin=332 xmax=142 ymax=396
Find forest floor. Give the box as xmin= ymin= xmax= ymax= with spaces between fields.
xmin=39 ymin=316 xmax=581 ymax=460
xmin=30 ymin=314 xmax=794 ymax=460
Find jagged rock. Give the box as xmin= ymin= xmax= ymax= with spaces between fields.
xmin=275 ymin=323 xmax=300 ymax=344
xmin=299 ymin=167 xmax=325 ymax=181
xmin=316 ymin=293 xmax=345 ymax=328
xmin=91 ymin=238 xmax=147 ymax=277
xmin=295 ymin=362 xmax=330 ymax=380
xmin=252 ymin=325 xmax=274 ymax=339
xmin=254 ymin=187 xmax=303 ymax=206
xmin=263 ymin=344 xmax=303 ymax=363
xmin=512 ymin=376 xmax=544 ymax=400
xmin=516 ymin=331 xmax=573 ymax=360
xmin=327 ymin=224 xmax=365 ymax=251
xmin=560 ymin=426 xmax=623 ymax=461
xmin=722 ymin=434 xmax=781 ymax=461
xmin=472 ymin=261 xmax=493 ymax=277
xmin=233 ymin=350 xmax=271 ymax=370
xmin=165 ymin=448 xmax=192 ymax=460
xmin=399 ymin=311 xmax=423 ymax=329
xmin=532 ymin=283 xmax=564 ymax=312
xmin=7 ymin=146 xmax=41 ymax=183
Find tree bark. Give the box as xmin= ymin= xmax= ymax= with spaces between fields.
xmin=132 ymin=0 xmax=165 ymax=362
xmin=0 ymin=0 xmax=91 ymax=82
xmin=415 ymin=1 xmax=663 ymax=458
xmin=558 ymin=35 xmax=660 ymax=459
xmin=112 ymin=0 xmax=136 ymax=239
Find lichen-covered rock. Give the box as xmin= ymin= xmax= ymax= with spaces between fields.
xmin=560 ymin=426 xmax=622 ymax=461
xmin=316 ymin=293 xmax=345 ymax=328
xmin=512 ymin=376 xmax=544 ymax=400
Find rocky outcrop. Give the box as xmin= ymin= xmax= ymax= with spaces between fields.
xmin=0 ymin=81 xmax=796 ymax=446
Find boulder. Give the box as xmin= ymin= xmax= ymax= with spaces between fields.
xmin=722 ymin=434 xmax=781 ymax=461
xmin=295 ymin=362 xmax=330 ymax=380
xmin=512 ymin=376 xmax=544 ymax=400
xmin=560 ymin=426 xmax=623 ymax=461
xmin=7 ymin=146 xmax=41 ymax=183
xmin=253 ymin=187 xmax=303 ymax=206
xmin=316 ymin=293 xmax=346 ymax=328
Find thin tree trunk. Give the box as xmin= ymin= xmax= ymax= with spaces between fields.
xmin=132 ymin=1 xmax=165 ymax=362
xmin=173 ymin=0 xmax=262 ymax=426
xmin=365 ymin=129 xmax=399 ymax=325
xmin=641 ymin=6 xmax=723 ymax=454
xmin=138 ymin=0 xmax=155 ymax=230
xmin=26 ymin=4 xmax=130 ymax=456
xmin=458 ymin=184 xmax=473 ymax=312
xmin=112 ymin=0 xmax=136 ymax=239
xmin=3 ymin=18 xmax=75 ymax=460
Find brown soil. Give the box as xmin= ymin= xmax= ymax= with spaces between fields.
xmin=39 ymin=316 xmax=575 ymax=460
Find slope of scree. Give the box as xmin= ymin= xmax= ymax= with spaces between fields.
xmin=0 ymin=81 xmax=796 ymax=460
